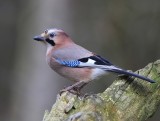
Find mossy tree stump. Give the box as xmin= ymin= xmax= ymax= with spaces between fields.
xmin=43 ymin=60 xmax=160 ymax=121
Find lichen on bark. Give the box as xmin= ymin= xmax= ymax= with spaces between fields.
xmin=43 ymin=60 xmax=160 ymax=121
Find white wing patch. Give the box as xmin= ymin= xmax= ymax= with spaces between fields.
xmin=79 ymin=58 xmax=122 ymax=71
xmin=79 ymin=59 xmax=96 ymax=67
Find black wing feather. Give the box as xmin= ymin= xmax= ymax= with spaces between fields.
xmin=78 ymin=55 xmax=155 ymax=83
xmin=78 ymin=55 xmax=113 ymax=66
xmin=108 ymin=69 xmax=155 ymax=83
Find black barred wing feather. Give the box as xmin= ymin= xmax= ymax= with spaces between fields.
xmin=56 ymin=58 xmax=80 ymax=67
xmin=55 ymin=55 xmax=113 ymax=68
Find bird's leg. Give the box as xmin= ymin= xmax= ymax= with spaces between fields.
xmin=60 ymin=81 xmax=87 ymax=95
xmin=72 ymin=82 xmax=88 ymax=95
xmin=76 ymin=82 xmax=87 ymax=90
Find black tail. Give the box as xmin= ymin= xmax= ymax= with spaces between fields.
xmin=108 ymin=68 xmax=155 ymax=83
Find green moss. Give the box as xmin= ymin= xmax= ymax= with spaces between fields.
xmin=43 ymin=60 xmax=160 ymax=121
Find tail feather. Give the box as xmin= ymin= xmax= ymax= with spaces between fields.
xmin=106 ymin=68 xmax=155 ymax=83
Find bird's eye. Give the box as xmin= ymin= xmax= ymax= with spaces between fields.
xmin=49 ymin=33 xmax=55 ymax=38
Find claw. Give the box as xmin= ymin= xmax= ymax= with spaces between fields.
xmin=59 ymin=81 xmax=88 ymax=96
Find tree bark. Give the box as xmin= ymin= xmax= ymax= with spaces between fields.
xmin=43 ymin=60 xmax=160 ymax=121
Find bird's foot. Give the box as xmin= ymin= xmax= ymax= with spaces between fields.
xmin=60 ymin=86 xmax=81 ymax=96
xmin=59 ymin=81 xmax=87 ymax=96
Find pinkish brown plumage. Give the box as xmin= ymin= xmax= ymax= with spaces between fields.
xmin=33 ymin=28 xmax=155 ymax=94
xmin=45 ymin=31 xmax=93 ymax=83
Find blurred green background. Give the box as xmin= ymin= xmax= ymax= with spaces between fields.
xmin=0 ymin=0 xmax=160 ymax=121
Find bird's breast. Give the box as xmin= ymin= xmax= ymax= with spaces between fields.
xmin=46 ymin=56 xmax=93 ymax=82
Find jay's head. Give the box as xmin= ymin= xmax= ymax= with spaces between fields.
xmin=33 ymin=28 xmax=72 ymax=47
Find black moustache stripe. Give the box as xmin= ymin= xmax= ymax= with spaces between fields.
xmin=45 ymin=39 xmax=55 ymax=46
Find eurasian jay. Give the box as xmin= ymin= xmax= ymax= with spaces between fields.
xmin=33 ymin=28 xmax=155 ymax=93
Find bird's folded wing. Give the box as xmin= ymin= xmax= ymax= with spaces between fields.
xmin=55 ymin=55 xmax=116 ymax=69
xmin=55 ymin=55 xmax=155 ymax=83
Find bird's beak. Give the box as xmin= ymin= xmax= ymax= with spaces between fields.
xmin=33 ymin=35 xmax=45 ymax=41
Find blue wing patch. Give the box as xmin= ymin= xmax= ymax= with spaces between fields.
xmin=56 ymin=59 xmax=80 ymax=67
xmin=56 ymin=55 xmax=113 ymax=68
